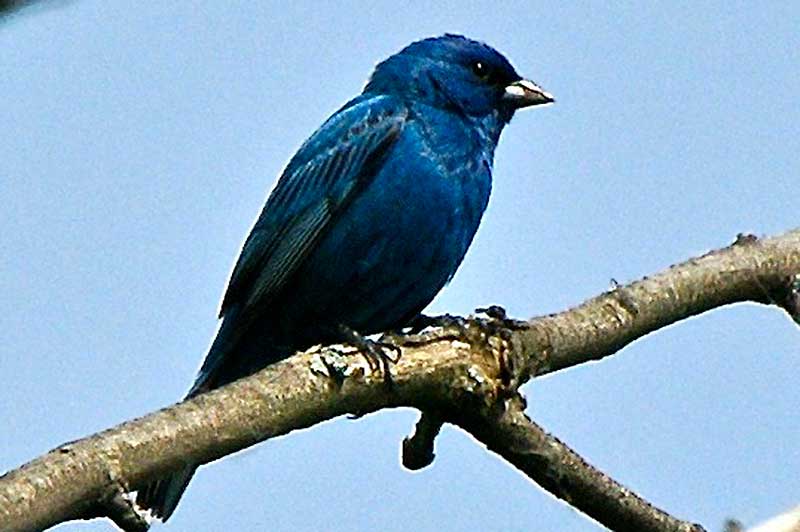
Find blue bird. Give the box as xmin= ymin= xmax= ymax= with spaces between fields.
xmin=139 ymin=34 xmax=552 ymax=520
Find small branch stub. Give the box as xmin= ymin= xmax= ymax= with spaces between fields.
xmin=402 ymin=411 xmax=444 ymax=470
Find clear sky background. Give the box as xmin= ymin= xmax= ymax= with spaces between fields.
xmin=2 ymin=2 xmax=798 ymax=531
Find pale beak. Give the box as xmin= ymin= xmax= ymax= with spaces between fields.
xmin=503 ymin=79 xmax=554 ymax=108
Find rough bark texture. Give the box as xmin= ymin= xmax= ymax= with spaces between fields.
xmin=1 ymin=229 xmax=798 ymax=532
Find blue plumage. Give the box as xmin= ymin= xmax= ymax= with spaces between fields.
xmin=140 ymin=34 xmax=552 ymax=520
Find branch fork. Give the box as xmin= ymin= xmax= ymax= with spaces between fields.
xmin=2 ymin=229 xmax=798 ymax=531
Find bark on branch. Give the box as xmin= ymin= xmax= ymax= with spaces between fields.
xmin=1 ymin=229 xmax=798 ymax=532
xmin=451 ymin=397 xmax=704 ymax=532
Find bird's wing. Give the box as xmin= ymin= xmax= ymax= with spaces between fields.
xmin=219 ymin=96 xmax=408 ymax=321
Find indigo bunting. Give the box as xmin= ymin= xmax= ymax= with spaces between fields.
xmin=140 ymin=33 xmax=552 ymax=520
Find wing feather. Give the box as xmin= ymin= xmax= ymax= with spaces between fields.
xmin=219 ymin=97 xmax=408 ymax=323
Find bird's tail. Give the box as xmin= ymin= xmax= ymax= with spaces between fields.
xmin=136 ymin=376 xmax=210 ymax=521
xmin=137 ymin=462 xmax=197 ymax=521
xmin=137 ymin=308 xmax=289 ymax=520
xmin=136 ymin=317 xmax=240 ymax=521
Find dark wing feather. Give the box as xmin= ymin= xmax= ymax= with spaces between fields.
xmin=219 ymin=96 xmax=408 ymax=322
xmin=242 ymin=197 xmax=332 ymax=310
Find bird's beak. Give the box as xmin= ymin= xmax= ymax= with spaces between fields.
xmin=503 ymin=79 xmax=554 ymax=108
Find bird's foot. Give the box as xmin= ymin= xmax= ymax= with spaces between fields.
xmin=404 ymin=313 xmax=469 ymax=334
xmin=337 ymin=324 xmax=400 ymax=385
xmin=475 ymin=305 xmax=529 ymax=330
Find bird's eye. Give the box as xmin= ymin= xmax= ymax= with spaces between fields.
xmin=471 ymin=61 xmax=491 ymax=81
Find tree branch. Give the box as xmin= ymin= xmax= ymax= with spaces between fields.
xmin=1 ymin=228 xmax=798 ymax=531
xmin=747 ymin=505 xmax=800 ymax=532
xmin=517 ymin=230 xmax=800 ymax=378
xmin=0 ymin=0 xmax=72 ymax=21
xmin=452 ymin=397 xmax=705 ymax=532
xmin=728 ymin=504 xmax=800 ymax=532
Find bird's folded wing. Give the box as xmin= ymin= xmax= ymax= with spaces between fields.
xmin=219 ymin=96 xmax=408 ymax=322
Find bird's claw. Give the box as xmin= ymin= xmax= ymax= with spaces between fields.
xmin=405 ymin=313 xmax=469 ymax=335
xmin=338 ymin=324 xmax=399 ymax=385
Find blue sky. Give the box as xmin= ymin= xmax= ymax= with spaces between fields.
xmin=2 ymin=2 xmax=798 ymax=531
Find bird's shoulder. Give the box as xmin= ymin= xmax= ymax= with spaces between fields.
xmin=218 ymin=95 xmax=410 ymax=317
xmin=282 ymin=94 xmax=412 ymax=177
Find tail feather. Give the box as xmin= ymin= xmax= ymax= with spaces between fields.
xmin=136 ymin=381 xmax=207 ymax=521
xmin=137 ymin=308 xmax=288 ymax=520
xmin=136 ymin=332 xmax=226 ymax=520
xmin=138 ymin=465 xmax=197 ymax=521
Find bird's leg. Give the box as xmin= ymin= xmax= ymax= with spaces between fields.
xmin=337 ymin=324 xmax=400 ymax=385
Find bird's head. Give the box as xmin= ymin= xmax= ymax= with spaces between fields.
xmin=364 ymin=34 xmax=553 ymax=124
